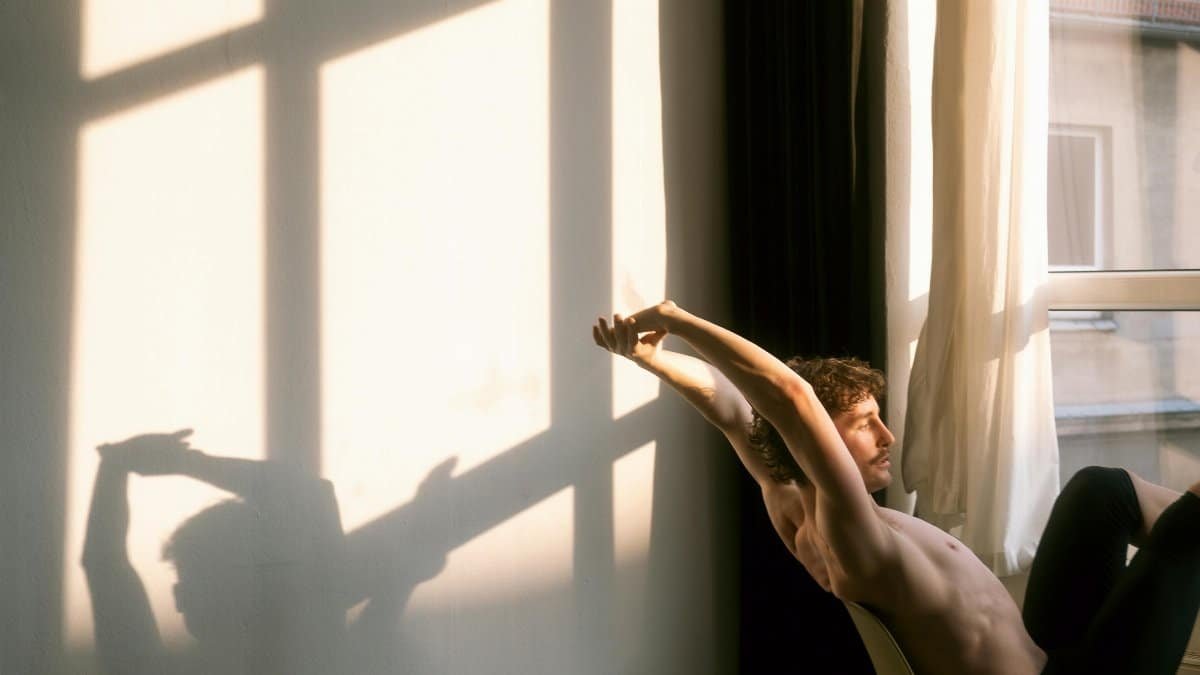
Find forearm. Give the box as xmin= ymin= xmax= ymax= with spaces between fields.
xmin=665 ymin=311 xmax=870 ymax=518
xmin=180 ymin=451 xmax=331 ymax=524
xmin=81 ymin=461 xmax=164 ymax=666
xmin=594 ymin=310 xmax=776 ymax=483
xmin=642 ymin=349 xmax=779 ymax=483
xmin=665 ymin=307 xmax=808 ymax=428
xmin=178 ymin=450 xmax=262 ymax=497
xmin=81 ymin=462 xmax=131 ymax=566
xmin=639 ymin=349 xmax=751 ymax=432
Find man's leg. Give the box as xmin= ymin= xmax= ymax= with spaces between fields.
xmin=1023 ymin=466 xmax=1142 ymax=652
xmin=1126 ymin=471 xmax=1185 ymax=546
xmin=1072 ymin=483 xmax=1200 ymax=675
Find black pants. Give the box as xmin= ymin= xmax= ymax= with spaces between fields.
xmin=1025 ymin=466 xmax=1200 ymax=675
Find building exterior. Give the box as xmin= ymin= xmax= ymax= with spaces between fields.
xmin=1048 ymin=0 xmax=1200 ymax=493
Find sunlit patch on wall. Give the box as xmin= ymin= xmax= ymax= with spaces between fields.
xmin=612 ymin=441 xmax=655 ymax=664
xmin=65 ymin=66 xmax=264 ymax=649
xmin=319 ymin=0 xmax=550 ymax=532
xmin=82 ymin=0 xmax=262 ymax=79
xmin=611 ymin=0 xmax=666 ymax=421
xmin=612 ymin=441 xmax=655 ymax=565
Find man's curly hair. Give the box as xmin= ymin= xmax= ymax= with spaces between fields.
xmin=748 ymin=356 xmax=886 ymax=485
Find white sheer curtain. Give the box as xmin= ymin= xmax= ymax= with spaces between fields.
xmin=901 ymin=0 xmax=1061 ymax=577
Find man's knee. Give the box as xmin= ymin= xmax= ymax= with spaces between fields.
xmin=1139 ymin=489 xmax=1200 ymax=556
xmin=1058 ymin=466 xmax=1139 ymax=515
xmin=1064 ymin=465 xmax=1129 ymax=496
xmin=1188 ymin=481 xmax=1200 ymax=499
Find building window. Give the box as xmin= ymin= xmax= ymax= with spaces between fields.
xmin=1048 ymin=127 xmax=1104 ymax=271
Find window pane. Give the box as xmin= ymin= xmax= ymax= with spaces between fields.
xmin=1048 ymin=132 xmax=1098 ymax=268
xmin=1049 ymin=1 xmax=1200 ymax=271
xmin=1051 ymin=310 xmax=1200 ymax=491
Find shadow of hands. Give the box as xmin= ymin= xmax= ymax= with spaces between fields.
xmin=409 ymin=456 xmax=456 ymax=580
xmin=97 ymin=428 xmax=193 ymax=475
xmin=342 ymin=455 xmax=465 ymax=673
xmin=349 ymin=456 xmax=458 ymax=596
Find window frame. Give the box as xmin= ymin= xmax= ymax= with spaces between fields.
xmin=1047 ymin=270 xmax=1200 ymax=311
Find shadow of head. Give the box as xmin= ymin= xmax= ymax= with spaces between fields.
xmin=165 ymin=500 xmax=257 ymax=642
xmin=164 ymin=499 xmax=345 ymax=657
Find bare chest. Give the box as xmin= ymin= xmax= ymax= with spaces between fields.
xmin=793 ymin=507 xmax=1003 ymax=604
xmin=855 ymin=510 xmax=1044 ymax=673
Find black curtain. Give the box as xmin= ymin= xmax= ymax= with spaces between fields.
xmin=725 ymin=1 xmax=886 ymax=672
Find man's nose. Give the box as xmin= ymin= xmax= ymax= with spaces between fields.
xmin=880 ymin=425 xmax=896 ymax=447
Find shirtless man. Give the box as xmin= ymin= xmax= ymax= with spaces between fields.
xmin=593 ymin=301 xmax=1200 ymax=675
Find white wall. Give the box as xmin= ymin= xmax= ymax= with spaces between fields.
xmin=0 ymin=1 xmax=735 ymax=673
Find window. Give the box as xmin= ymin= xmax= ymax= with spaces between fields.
xmin=1047 ymin=18 xmax=1200 ymax=664
xmin=1048 ymin=127 xmax=1104 ymax=271
xmin=1050 ymin=310 xmax=1200 ymax=489
xmin=1048 ymin=1 xmax=1200 ymax=500
xmin=1048 ymin=126 xmax=1110 ymax=325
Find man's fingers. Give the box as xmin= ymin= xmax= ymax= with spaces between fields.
xmin=640 ymin=329 xmax=667 ymax=347
xmin=596 ymin=313 xmax=656 ymax=356
xmin=597 ymin=317 xmax=616 ymax=350
xmin=627 ymin=306 xmax=652 ymax=325
xmin=613 ymin=314 xmax=629 ymax=354
xmin=626 ymin=317 xmax=643 ymax=351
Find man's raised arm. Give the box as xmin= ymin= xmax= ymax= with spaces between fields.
xmin=592 ymin=313 xmax=772 ymax=485
xmin=625 ymin=302 xmax=892 ymax=570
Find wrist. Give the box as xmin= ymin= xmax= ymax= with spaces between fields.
xmin=664 ymin=303 xmax=693 ymax=337
xmin=178 ymin=448 xmax=206 ymax=475
xmin=634 ymin=351 xmax=664 ymax=373
xmin=98 ymin=455 xmax=130 ymax=474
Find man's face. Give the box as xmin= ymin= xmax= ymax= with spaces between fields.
xmin=832 ymin=395 xmax=895 ymax=493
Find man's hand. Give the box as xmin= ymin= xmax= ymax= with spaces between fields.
xmin=593 ymin=312 xmax=667 ymax=368
xmin=626 ymin=300 xmax=680 ymax=334
xmin=97 ymin=429 xmax=193 ymax=475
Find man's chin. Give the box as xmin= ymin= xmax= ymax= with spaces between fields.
xmin=867 ymin=466 xmax=893 ymax=492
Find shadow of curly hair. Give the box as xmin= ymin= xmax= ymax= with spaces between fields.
xmin=748 ymin=356 xmax=886 ymax=485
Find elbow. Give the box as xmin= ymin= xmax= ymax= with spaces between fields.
xmin=780 ymin=377 xmax=815 ymax=408
xmin=751 ymin=378 xmax=812 ymax=428
xmin=775 ymin=379 xmax=825 ymax=429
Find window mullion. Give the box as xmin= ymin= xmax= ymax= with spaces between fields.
xmin=1047 ymin=270 xmax=1200 ymax=311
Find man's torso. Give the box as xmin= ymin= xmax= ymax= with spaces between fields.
xmin=766 ymin=485 xmax=1047 ymax=674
